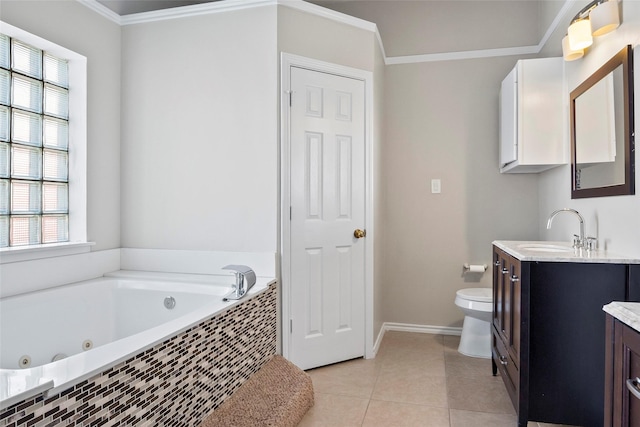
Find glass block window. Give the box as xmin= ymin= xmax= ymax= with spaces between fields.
xmin=0 ymin=33 xmax=69 ymax=247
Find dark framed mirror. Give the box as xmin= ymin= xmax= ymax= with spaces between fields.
xmin=570 ymin=45 xmax=634 ymax=198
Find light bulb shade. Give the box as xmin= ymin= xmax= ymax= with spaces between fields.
xmin=562 ymin=35 xmax=584 ymax=61
xmin=568 ymin=18 xmax=593 ymax=50
xmin=591 ymin=0 xmax=620 ymax=36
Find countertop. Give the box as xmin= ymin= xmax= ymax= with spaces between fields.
xmin=603 ymin=302 xmax=640 ymax=333
xmin=493 ymin=240 xmax=640 ymax=264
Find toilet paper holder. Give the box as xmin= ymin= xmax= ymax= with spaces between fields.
xmin=463 ymin=264 xmax=487 ymax=274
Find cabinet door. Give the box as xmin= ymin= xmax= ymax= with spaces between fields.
xmin=500 ymin=66 xmax=518 ymax=167
xmin=613 ymin=322 xmax=640 ymax=426
xmin=493 ymin=247 xmax=503 ymax=333
xmin=507 ymin=255 xmax=521 ymax=362
xmin=492 ymin=246 xmax=523 ymax=420
xmin=492 ymin=248 xmax=521 ymax=363
xmin=494 ymin=248 xmax=510 ymax=341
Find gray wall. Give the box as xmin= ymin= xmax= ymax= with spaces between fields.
xmin=311 ymin=0 xmax=541 ymax=56
xmin=373 ymin=36 xmax=386 ymax=339
xmin=1 ymin=0 xmax=121 ymax=251
xmin=277 ymin=5 xmax=375 ymax=71
xmin=382 ymin=56 xmax=539 ymax=328
xmin=120 ymin=7 xmax=279 ymax=252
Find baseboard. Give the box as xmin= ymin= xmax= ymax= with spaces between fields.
xmin=372 ymin=322 xmax=463 ymax=357
xmin=384 ymin=322 xmax=463 ymax=336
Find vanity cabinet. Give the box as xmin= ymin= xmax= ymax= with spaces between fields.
xmin=492 ymin=247 xmax=522 ymax=408
xmin=499 ymin=57 xmax=565 ymax=173
xmin=604 ymin=314 xmax=640 ymax=427
xmin=491 ymin=243 xmax=634 ymax=427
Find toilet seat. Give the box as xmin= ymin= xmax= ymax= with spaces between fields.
xmin=456 ymin=288 xmax=492 ymax=303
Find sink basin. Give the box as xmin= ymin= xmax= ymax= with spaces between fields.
xmin=517 ymin=243 xmax=574 ymax=253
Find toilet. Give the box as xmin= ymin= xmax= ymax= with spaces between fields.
xmin=454 ymin=288 xmax=493 ymax=358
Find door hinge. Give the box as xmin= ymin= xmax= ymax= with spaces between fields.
xmin=290 ymin=319 xmax=293 ymax=333
xmin=288 ymin=90 xmax=292 ymax=107
xmin=290 ymin=206 xmax=292 ymax=220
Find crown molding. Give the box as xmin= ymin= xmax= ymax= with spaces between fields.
xmin=278 ymin=0 xmax=378 ymax=34
xmin=537 ymin=0 xmax=575 ymax=51
xmin=76 ymin=0 xmax=387 ymax=58
xmin=76 ymin=0 xmax=572 ymax=64
xmin=386 ymin=45 xmax=540 ymax=65
xmin=76 ymin=0 xmax=122 ymax=25
xmin=77 ymin=0 xmax=378 ymax=30
xmin=278 ymin=0 xmax=388 ymax=58
xmin=386 ymin=0 xmax=573 ymax=64
xmin=120 ymin=0 xmax=274 ymax=25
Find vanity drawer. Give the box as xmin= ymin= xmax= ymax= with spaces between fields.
xmin=493 ymin=329 xmax=519 ymax=403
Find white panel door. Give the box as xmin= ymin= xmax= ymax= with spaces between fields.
xmin=289 ymin=66 xmax=366 ymax=370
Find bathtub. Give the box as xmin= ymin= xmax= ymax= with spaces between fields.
xmin=0 ymin=270 xmax=272 ymax=410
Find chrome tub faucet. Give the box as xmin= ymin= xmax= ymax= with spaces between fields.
xmin=222 ymin=265 xmax=257 ymax=301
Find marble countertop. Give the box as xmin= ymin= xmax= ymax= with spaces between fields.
xmin=493 ymin=240 xmax=640 ymax=264
xmin=603 ymin=302 xmax=640 ymax=333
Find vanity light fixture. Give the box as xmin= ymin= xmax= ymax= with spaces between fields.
xmin=568 ymin=17 xmax=593 ymax=51
xmin=563 ymin=35 xmax=585 ymax=61
xmin=562 ymin=0 xmax=621 ymax=61
xmin=591 ymin=0 xmax=621 ymax=35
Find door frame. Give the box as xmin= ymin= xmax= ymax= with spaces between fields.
xmin=280 ymin=52 xmax=374 ymax=361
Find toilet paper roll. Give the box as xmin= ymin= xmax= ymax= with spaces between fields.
xmin=466 ymin=264 xmax=486 ymax=273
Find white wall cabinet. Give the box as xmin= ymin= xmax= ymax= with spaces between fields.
xmin=499 ymin=57 xmax=566 ymax=173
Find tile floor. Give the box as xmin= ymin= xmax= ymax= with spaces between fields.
xmin=298 ymin=331 xmax=579 ymax=427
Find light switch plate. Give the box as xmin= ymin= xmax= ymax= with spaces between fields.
xmin=431 ymin=179 xmax=441 ymax=194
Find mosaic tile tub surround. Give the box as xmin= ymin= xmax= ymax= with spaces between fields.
xmin=0 ymin=282 xmax=277 ymax=427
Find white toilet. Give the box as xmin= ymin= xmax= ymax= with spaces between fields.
xmin=454 ymin=288 xmax=493 ymax=358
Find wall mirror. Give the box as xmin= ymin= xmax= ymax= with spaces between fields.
xmin=570 ymin=45 xmax=634 ymax=198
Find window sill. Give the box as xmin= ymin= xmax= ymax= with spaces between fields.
xmin=0 ymin=242 xmax=95 ymax=264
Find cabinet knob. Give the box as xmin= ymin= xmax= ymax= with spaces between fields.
xmin=499 ymin=355 xmax=508 ymax=366
xmin=502 ymin=268 xmax=509 ymax=275
xmin=494 ymin=260 xmax=500 ymax=267
xmin=510 ymin=275 xmax=519 ymax=283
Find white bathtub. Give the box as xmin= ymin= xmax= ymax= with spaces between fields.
xmin=0 ymin=270 xmax=271 ymax=409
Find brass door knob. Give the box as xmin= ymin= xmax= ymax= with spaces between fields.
xmin=354 ymin=229 xmax=366 ymax=239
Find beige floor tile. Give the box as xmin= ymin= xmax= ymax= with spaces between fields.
xmin=311 ymin=356 xmax=384 ymax=375
xmin=307 ymin=358 xmax=381 ymax=399
xmin=362 ymin=400 xmax=450 ymax=427
xmin=372 ymin=369 xmax=448 ymax=407
xmin=297 ymin=332 xmax=582 ymax=426
xmin=449 ymin=409 xmax=518 ymax=427
xmin=444 ymin=351 xmax=493 ymax=378
xmin=379 ymin=348 xmax=446 ymax=377
xmin=443 ymin=335 xmax=461 ymax=353
xmin=297 ymin=392 xmax=370 ymax=427
xmin=447 ymin=375 xmax=515 ymax=414
xmin=378 ymin=331 xmax=444 ymax=356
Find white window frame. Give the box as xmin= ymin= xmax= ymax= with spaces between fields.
xmin=0 ymin=22 xmax=89 ymax=264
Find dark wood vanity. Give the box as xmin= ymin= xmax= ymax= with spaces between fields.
xmin=604 ymin=302 xmax=640 ymax=426
xmin=492 ymin=242 xmax=639 ymax=427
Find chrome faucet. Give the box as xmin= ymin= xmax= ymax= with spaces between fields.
xmin=546 ymin=208 xmax=586 ymax=249
xmin=222 ymin=265 xmax=256 ymax=301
